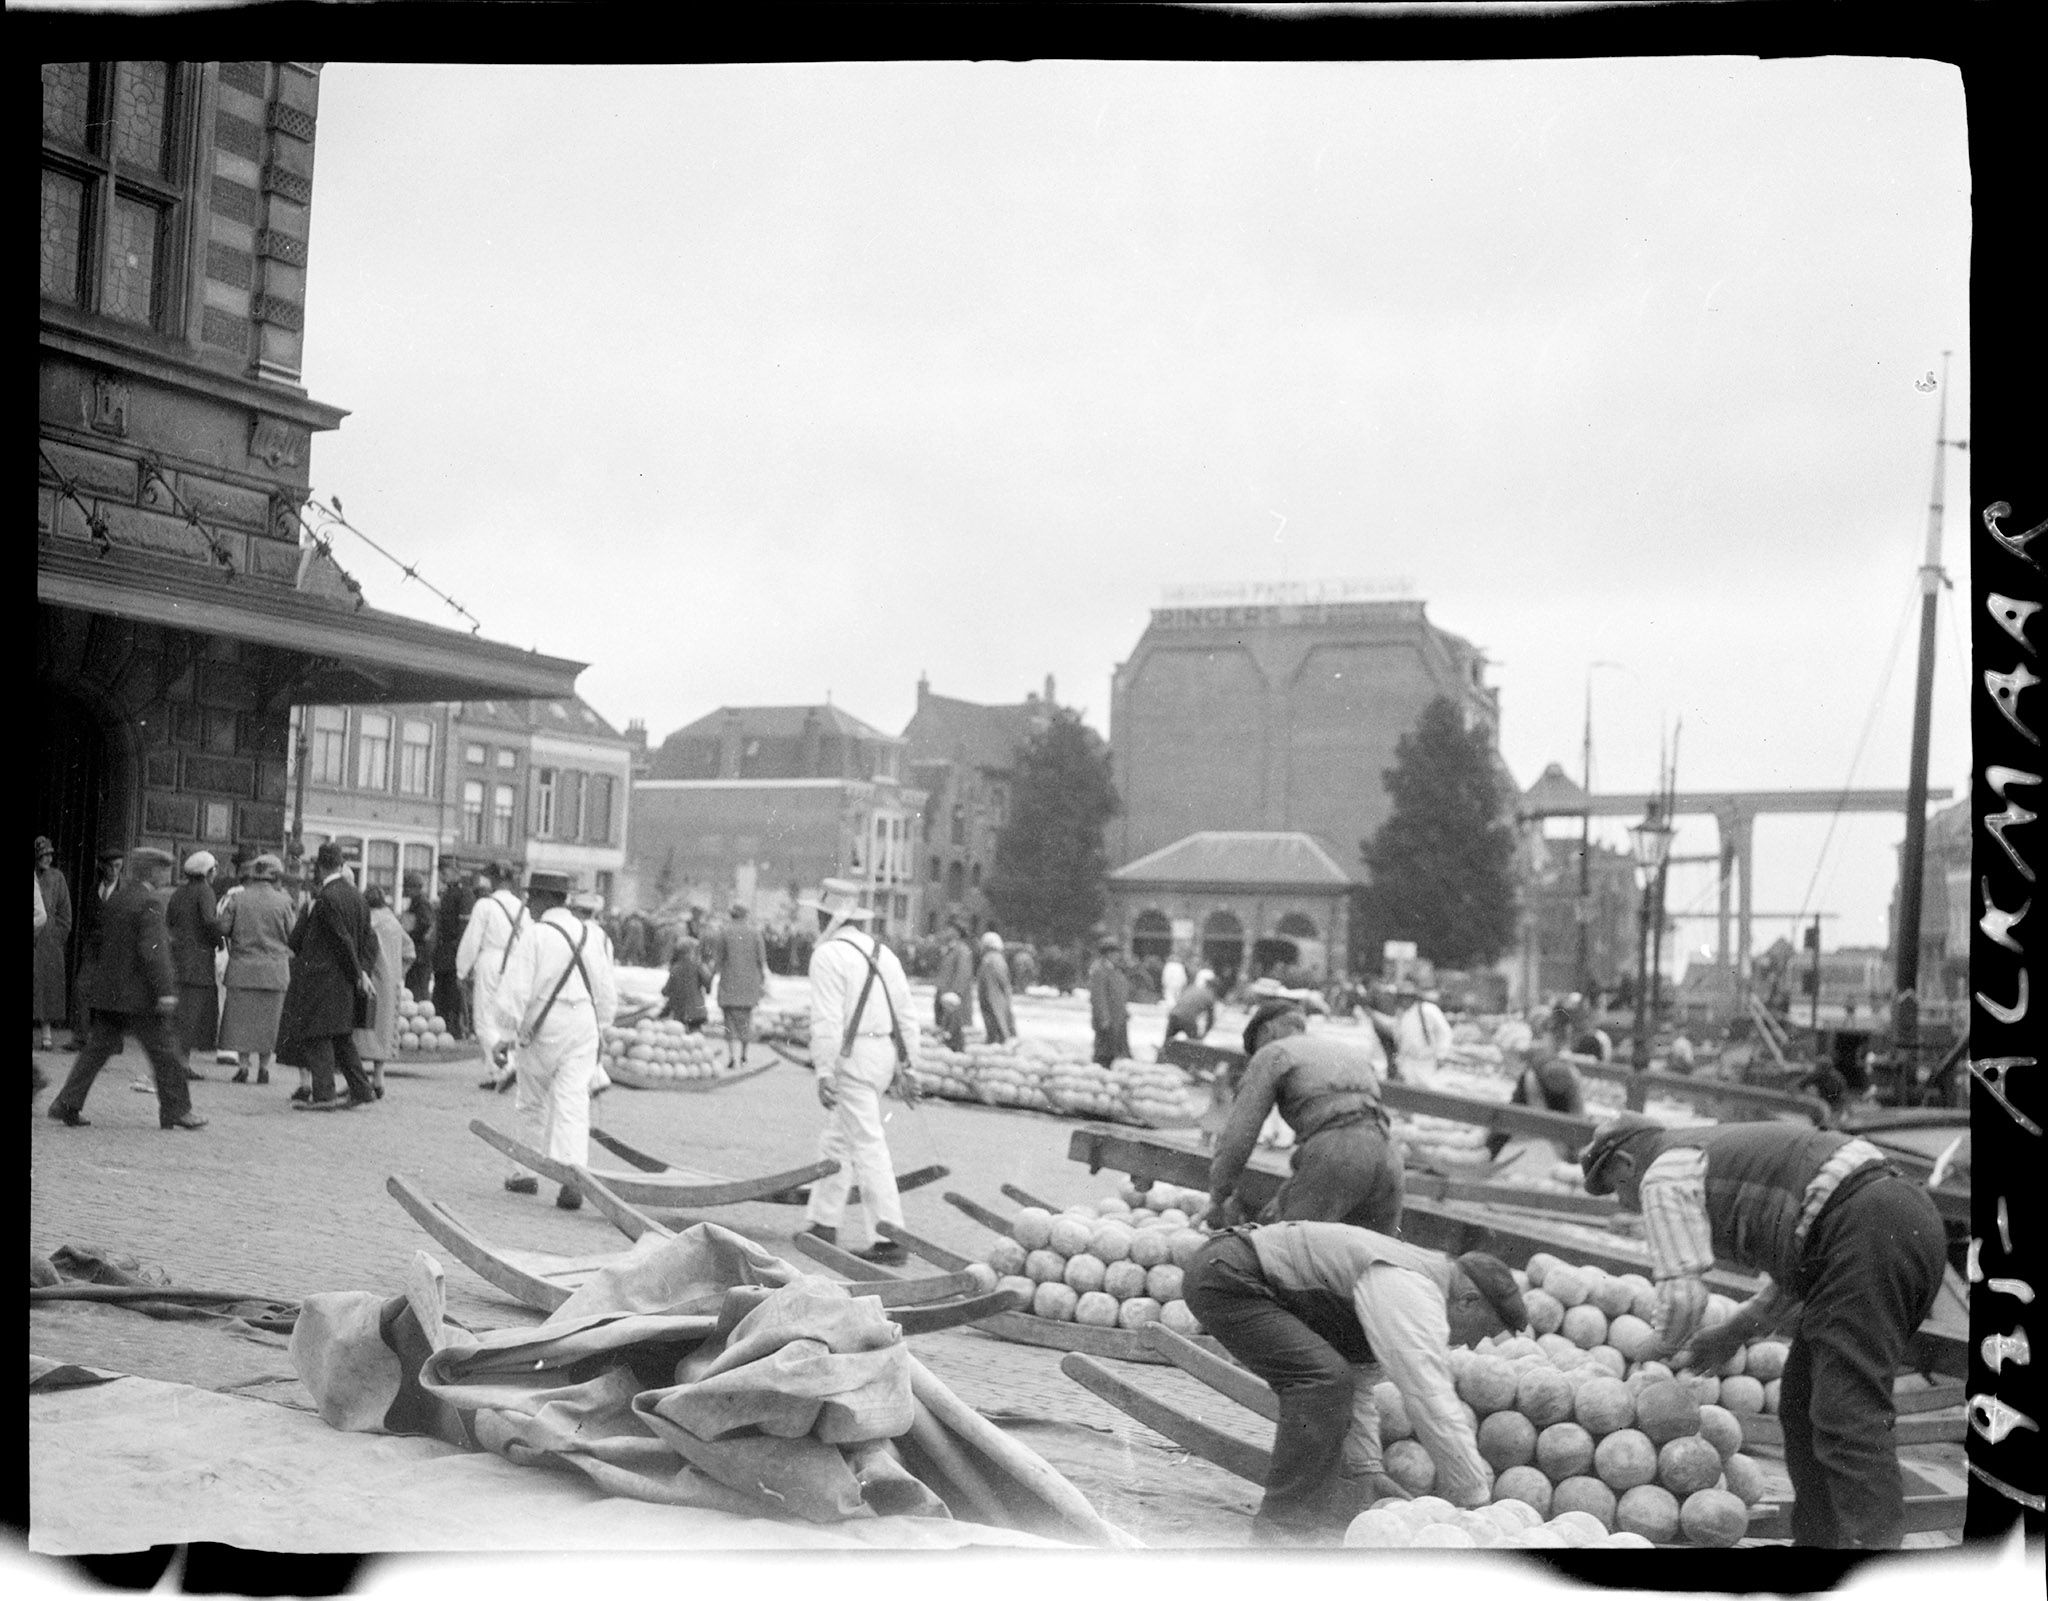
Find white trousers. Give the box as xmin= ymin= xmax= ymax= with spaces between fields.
xmin=804 ymin=1037 xmax=904 ymax=1246
xmin=506 ymin=1012 xmax=598 ymax=1182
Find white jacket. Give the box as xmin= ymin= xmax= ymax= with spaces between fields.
xmin=808 ymin=928 xmax=919 ymax=1065
xmin=456 ymin=888 xmax=527 ymax=983
xmin=488 ymin=906 xmax=618 ymax=1051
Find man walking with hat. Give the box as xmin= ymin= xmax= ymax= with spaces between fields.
xmin=64 ymin=844 xmax=127 ymax=1052
xmin=706 ymin=899 xmax=769 ymax=1073
xmin=486 ymin=871 xmax=617 ymax=1208
xmin=1087 ymin=929 xmax=1131 ymax=1066
xmin=1579 ymin=1111 xmax=1947 ymax=1548
xmin=279 ymin=841 xmax=379 ymax=1111
xmin=796 ymin=878 xmax=918 ymax=1265
xmin=46 ymin=847 xmax=207 ymax=1130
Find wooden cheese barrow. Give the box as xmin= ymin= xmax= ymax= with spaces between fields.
xmin=385 ymin=1173 xmax=1023 ymax=1332
xmin=854 ymin=1190 xmax=1235 ymax=1367
xmin=1064 ymin=1324 xmax=1964 ymax=1544
xmin=472 ymin=1118 xmax=838 ymax=1208
xmin=589 ymin=1124 xmax=948 ymax=1208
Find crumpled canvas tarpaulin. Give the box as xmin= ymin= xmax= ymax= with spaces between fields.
xmin=286 ymin=1221 xmax=1130 ymax=1544
xmin=28 ymin=1373 xmax=1071 ymax=1554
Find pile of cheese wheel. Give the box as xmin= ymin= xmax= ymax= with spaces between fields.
xmin=1362 ymin=1249 xmax=1782 ymax=1546
xmin=1347 ymin=1496 xmax=1656 ymax=1550
xmin=980 ymin=1180 xmax=1214 ymax=1334
xmin=394 ymin=990 xmax=453 ymax=1054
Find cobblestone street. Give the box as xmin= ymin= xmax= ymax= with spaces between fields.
xmin=29 ymin=998 xmax=1263 ymax=1549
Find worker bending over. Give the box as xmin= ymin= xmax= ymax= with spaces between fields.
xmin=1580 ymin=1113 xmax=1946 ymax=1548
xmin=1206 ymin=1000 xmax=1402 ymax=1235
xmin=1186 ymin=1221 xmax=1524 ymax=1544
xmin=1484 ymin=1043 xmax=1587 ymax=1161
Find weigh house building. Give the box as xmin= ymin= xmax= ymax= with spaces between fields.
xmin=37 ymin=60 xmax=583 ymax=1013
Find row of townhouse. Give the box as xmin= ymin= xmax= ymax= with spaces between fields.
xmin=290 ymin=695 xmax=633 ymax=900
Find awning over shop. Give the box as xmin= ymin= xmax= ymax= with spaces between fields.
xmin=39 ymin=545 xmax=584 ymax=706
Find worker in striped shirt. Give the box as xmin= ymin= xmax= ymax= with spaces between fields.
xmin=1580 ymin=1113 xmax=1947 ymax=1548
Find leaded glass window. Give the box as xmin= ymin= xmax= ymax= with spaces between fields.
xmin=102 ymin=193 xmax=159 ymax=324
xmin=41 ymin=63 xmax=90 ymax=147
xmin=40 ymin=171 xmax=84 ymax=303
xmin=113 ymin=61 xmax=168 ymax=174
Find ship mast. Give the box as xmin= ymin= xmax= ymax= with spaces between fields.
xmin=1889 ymin=350 xmax=1964 ymax=1089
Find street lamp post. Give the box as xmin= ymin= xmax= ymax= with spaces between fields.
xmin=1627 ymin=807 xmax=1675 ymax=1108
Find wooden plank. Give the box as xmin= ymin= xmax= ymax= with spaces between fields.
xmin=889 ymin=1288 xmax=1031 ymax=1335
xmin=1565 ymin=1057 xmax=1830 ymax=1124
xmin=762 ymin=1164 xmax=952 ymax=1208
xmin=1067 ymin=1124 xmax=1969 ymax=1380
xmin=572 ymin=1167 xmax=677 ymax=1244
xmin=788 ymin=1229 xmax=907 ymax=1282
xmin=1142 ymin=1324 xmax=1279 ymax=1422
xmin=880 ymin=1222 xmax=973 ymax=1273
xmin=588 ymin=1127 xmax=672 ymax=1173
xmin=1380 ymin=1081 xmax=1600 ymax=1145
xmin=1741 ymin=1493 xmax=1963 ymax=1542
xmin=384 ymin=1175 xmax=570 ymax=1313
xmin=470 ymin=1119 xmax=838 ymax=1207
xmin=1059 ymin=1353 xmax=1272 ymax=1485
xmin=944 ymin=1190 xmax=1017 ymax=1237
xmin=1741 ymin=1411 xmax=1965 ymax=1449
xmin=1001 ymin=1182 xmax=1059 ymax=1212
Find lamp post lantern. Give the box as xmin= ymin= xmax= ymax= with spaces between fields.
xmin=1627 ymin=807 xmax=1675 ymax=1105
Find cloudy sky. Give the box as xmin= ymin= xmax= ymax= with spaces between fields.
xmin=299 ymin=57 xmax=1970 ymax=954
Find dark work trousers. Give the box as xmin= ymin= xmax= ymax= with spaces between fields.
xmin=301 ymin=1033 xmax=375 ymax=1106
xmin=1162 ymin=1016 xmax=1202 ymax=1044
xmin=1779 ymin=1172 xmax=1946 ymax=1548
xmin=1264 ymin=1119 xmax=1405 ymax=1236
xmin=433 ymin=970 xmax=468 ymax=1038
xmin=935 ymin=997 xmax=967 ymax=1053
xmin=1092 ymin=1023 xmax=1131 ymax=1067
xmin=49 ymin=1010 xmax=194 ymax=1126
xmin=1185 ymin=1232 xmax=1373 ymax=1533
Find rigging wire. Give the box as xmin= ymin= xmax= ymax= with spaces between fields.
xmin=1790 ymin=572 xmax=1921 ymax=925
xmin=298 ymin=492 xmax=485 ymax=634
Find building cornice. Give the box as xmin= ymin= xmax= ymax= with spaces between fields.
xmin=42 ymin=316 xmax=350 ymax=433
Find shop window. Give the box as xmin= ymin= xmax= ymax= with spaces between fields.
xmin=402 ymin=843 xmax=434 ymax=884
xmin=357 ymin=713 xmax=391 ymax=791
xmin=365 ymin=839 xmax=399 ymax=897
xmin=533 ymin=767 xmax=556 ymax=838
xmin=310 ymin=707 xmax=346 ymax=785
xmin=40 ymin=63 xmax=187 ymax=329
xmin=399 ymin=720 xmax=433 ymax=795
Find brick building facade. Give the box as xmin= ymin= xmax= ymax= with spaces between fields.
xmin=37 ymin=61 xmax=581 ymax=1011
xmin=900 ymin=676 xmax=1058 ymax=936
xmin=624 ymin=705 xmax=925 ymax=937
xmin=1108 ymin=594 xmax=1501 ymax=872
xmin=294 ymin=697 xmax=632 ymax=901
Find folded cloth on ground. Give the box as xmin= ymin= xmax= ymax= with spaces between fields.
xmin=291 ymin=1223 xmax=937 ymax=1525
xmin=31 ymin=1373 xmax=1068 ymax=1554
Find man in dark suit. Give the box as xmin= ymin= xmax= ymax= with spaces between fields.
xmin=46 ymin=847 xmax=207 ymax=1130
xmin=63 ymin=844 xmax=127 ymax=1051
xmin=279 ymin=840 xmax=379 ymax=1110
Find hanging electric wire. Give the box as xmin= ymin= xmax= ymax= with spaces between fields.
xmin=1791 ymin=571 xmax=1921 ymax=925
xmin=299 ymin=492 xmax=484 ymax=634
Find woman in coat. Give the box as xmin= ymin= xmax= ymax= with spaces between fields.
xmin=33 ymin=836 xmax=72 ymax=1052
xmin=976 ymin=931 xmax=1016 ymax=1044
xmin=165 ymin=852 xmax=222 ymax=1075
xmin=351 ymin=886 xmax=416 ymax=1099
xmin=216 ymin=854 xmax=296 ymax=1085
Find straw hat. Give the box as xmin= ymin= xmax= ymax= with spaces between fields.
xmin=798 ymin=877 xmax=873 ymax=930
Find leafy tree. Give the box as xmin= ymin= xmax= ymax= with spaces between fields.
xmin=986 ymin=707 xmax=1121 ymax=948
xmin=1360 ymin=695 xmax=1521 ymax=969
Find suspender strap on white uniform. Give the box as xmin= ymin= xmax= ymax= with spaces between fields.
xmin=496 ymin=898 xmax=528 ymax=975
xmin=519 ymin=921 xmax=591 ymax=1047
xmin=834 ymin=934 xmax=910 ymax=1068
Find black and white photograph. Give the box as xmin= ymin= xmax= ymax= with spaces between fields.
xmin=25 ymin=4 xmax=2043 ymax=1596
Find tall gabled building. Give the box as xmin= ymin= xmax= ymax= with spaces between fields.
xmin=900 ymin=675 xmax=1059 ymax=936
xmin=38 ymin=61 xmax=582 ymax=1008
